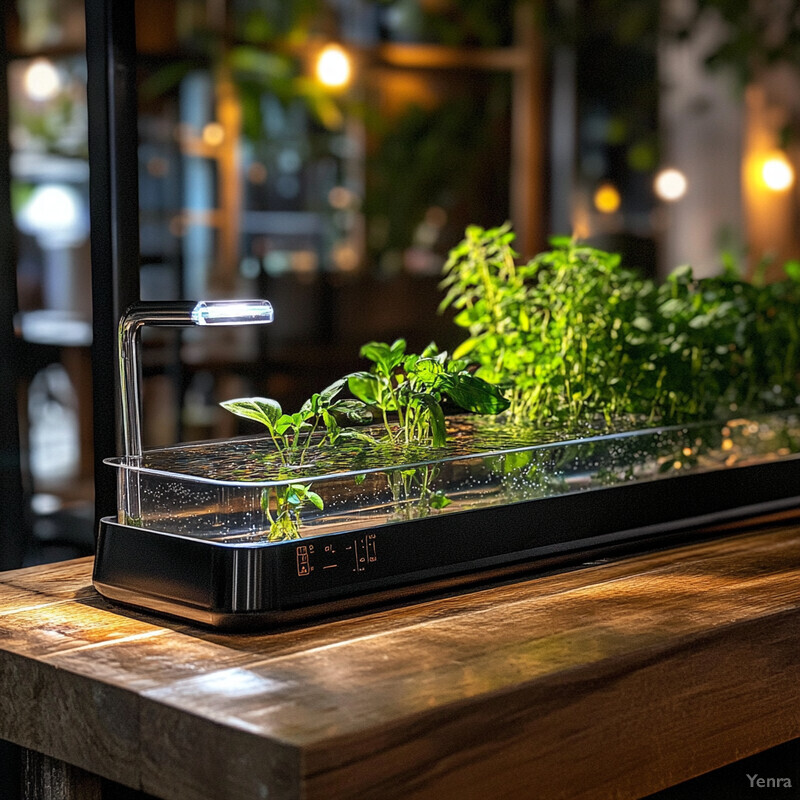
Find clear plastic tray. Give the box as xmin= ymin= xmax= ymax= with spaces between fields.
xmin=107 ymin=411 xmax=800 ymax=544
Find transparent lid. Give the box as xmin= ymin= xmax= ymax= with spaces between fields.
xmin=105 ymin=411 xmax=800 ymax=488
xmin=106 ymin=411 xmax=800 ymax=543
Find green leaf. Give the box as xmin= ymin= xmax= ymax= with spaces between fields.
xmin=347 ymin=372 xmax=380 ymax=404
xmin=454 ymin=305 xmax=485 ymax=328
xmin=335 ymin=428 xmax=379 ymax=445
xmin=446 ymin=357 xmax=470 ymax=374
xmin=439 ymin=374 xmax=510 ymax=414
xmin=390 ymin=338 xmax=408 ymax=360
xmin=291 ymin=412 xmax=311 ymax=429
xmin=659 ymin=298 xmax=685 ymax=318
xmin=430 ymin=491 xmax=451 ymax=509
xmin=784 ymin=259 xmax=800 ymax=282
xmin=403 ymin=354 xmax=420 ymax=372
xmin=274 ymin=415 xmax=295 ymax=435
xmin=411 ymin=358 xmax=442 ymax=383
xmin=319 ymin=378 xmax=347 ymax=405
xmin=359 ymin=341 xmax=391 ymax=364
xmin=420 ymin=341 xmax=440 ymax=358
xmin=286 ymin=486 xmax=303 ymax=505
xmin=305 ymin=490 xmax=324 ymax=510
xmin=688 ymin=314 xmax=711 ymax=329
xmin=228 ymin=46 xmax=293 ymax=82
xmin=330 ymin=399 xmax=373 ymax=424
xmin=452 ymin=337 xmax=479 ymax=359
xmin=292 ymin=77 xmax=344 ymax=130
xmin=360 ymin=339 xmax=406 ymax=374
xmin=300 ymin=393 xmax=320 ymax=415
xmin=669 ymin=264 xmax=694 ymax=283
xmin=220 ymin=397 xmax=282 ymax=428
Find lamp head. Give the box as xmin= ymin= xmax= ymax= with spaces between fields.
xmin=190 ymin=299 xmax=274 ymax=326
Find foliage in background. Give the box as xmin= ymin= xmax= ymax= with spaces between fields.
xmin=376 ymin=0 xmax=517 ymax=46
xmin=665 ymin=0 xmax=800 ymax=86
xmin=363 ymin=77 xmax=511 ymax=269
xmin=142 ymin=0 xmax=350 ymax=136
xmin=441 ymin=224 xmax=800 ymax=426
xmin=10 ymin=58 xmax=88 ymax=159
xmin=548 ymin=0 xmax=800 ymax=180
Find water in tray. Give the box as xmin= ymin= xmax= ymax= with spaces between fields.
xmin=107 ymin=411 xmax=800 ymax=544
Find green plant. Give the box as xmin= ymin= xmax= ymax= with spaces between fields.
xmin=346 ymin=338 xmax=508 ymax=519
xmin=220 ymin=379 xmax=373 ymax=540
xmin=221 ymin=340 xmax=508 ymax=537
xmin=441 ymin=224 xmax=650 ymax=422
xmin=441 ymin=223 xmax=800 ymax=425
xmin=347 ymin=338 xmax=509 ymax=446
xmin=639 ymin=261 xmax=800 ymax=419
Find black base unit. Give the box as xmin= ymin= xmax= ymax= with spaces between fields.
xmin=93 ymin=456 xmax=800 ymax=630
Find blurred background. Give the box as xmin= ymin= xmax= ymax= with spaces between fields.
xmin=3 ymin=0 xmax=800 ymax=564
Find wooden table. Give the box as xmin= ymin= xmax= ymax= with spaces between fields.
xmin=1 ymin=517 xmax=800 ymax=800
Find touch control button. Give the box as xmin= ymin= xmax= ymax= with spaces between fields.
xmin=296 ymin=545 xmax=311 ymax=576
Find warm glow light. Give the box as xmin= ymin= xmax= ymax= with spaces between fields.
xmin=654 ymin=168 xmax=688 ymax=202
xmin=332 ymin=243 xmax=359 ymax=272
xmin=593 ymin=182 xmax=621 ymax=214
xmin=24 ymin=59 xmax=61 ymax=102
xmin=328 ymin=186 xmax=353 ymax=209
xmin=202 ymin=122 xmax=225 ymax=147
xmin=761 ymin=154 xmax=794 ymax=192
xmin=315 ymin=44 xmax=352 ymax=89
xmin=571 ymin=199 xmax=591 ymax=240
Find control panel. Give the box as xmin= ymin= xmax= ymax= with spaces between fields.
xmin=294 ymin=533 xmax=378 ymax=578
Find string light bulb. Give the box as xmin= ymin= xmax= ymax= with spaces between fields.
xmin=761 ymin=153 xmax=794 ymax=192
xmin=24 ymin=58 xmax=61 ymax=102
xmin=654 ymin=168 xmax=688 ymax=202
xmin=315 ymin=44 xmax=352 ymax=89
xmin=202 ymin=122 xmax=225 ymax=147
xmin=593 ymin=182 xmax=621 ymax=214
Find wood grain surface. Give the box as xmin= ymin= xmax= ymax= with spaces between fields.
xmin=1 ymin=518 xmax=800 ymax=800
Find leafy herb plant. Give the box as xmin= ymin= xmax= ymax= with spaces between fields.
xmin=441 ymin=223 xmax=800 ymax=425
xmin=347 ymin=339 xmax=508 ymax=446
xmin=346 ymin=338 xmax=508 ymax=519
xmin=220 ymin=380 xmax=372 ymax=541
xmin=221 ymin=341 xmax=508 ymax=538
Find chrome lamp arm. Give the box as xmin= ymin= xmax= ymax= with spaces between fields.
xmin=118 ymin=299 xmax=274 ymax=459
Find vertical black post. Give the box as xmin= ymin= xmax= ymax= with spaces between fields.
xmin=85 ymin=0 xmax=141 ymax=527
xmin=0 ymin=3 xmax=28 ymax=572
xmin=1 ymin=4 xmax=26 ymax=788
